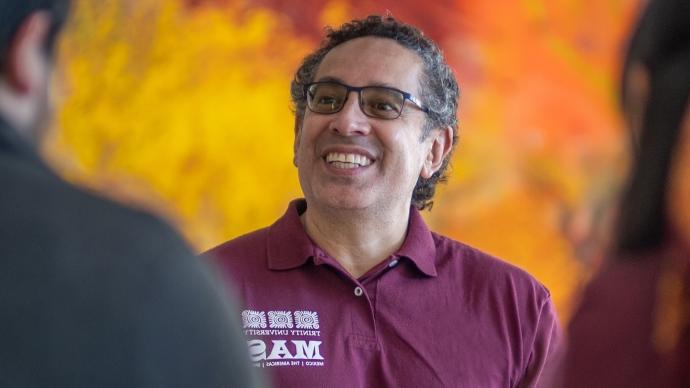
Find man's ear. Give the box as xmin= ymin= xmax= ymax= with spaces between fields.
xmin=293 ymin=115 xmax=303 ymax=167
xmin=4 ymin=11 xmax=52 ymax=95
xmin=421 ymin=125 xmax=453 ymax=179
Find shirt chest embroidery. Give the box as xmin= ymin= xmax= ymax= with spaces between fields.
xmin=241 ymin=309 xmax=325 ymax=368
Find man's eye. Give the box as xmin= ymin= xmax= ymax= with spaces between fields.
xmin=316 ymin=96 xmax=337 ymax=105
xmin=375 ymin=102 xmax=394 ymax=111
xmin=369 ymin=100 xmax=397 ymax=111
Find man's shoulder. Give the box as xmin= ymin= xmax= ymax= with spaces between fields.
xmin=205 ymin=226 xmax=271 ymax=261
xmin=202 ymin=226 xmax=274 ymax=287
xmin=0 ymin=156 xmax=187 ymax=257
xmin=431 ymin=232 xmax=551 ymax=298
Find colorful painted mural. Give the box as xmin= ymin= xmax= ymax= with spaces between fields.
xmin=45 ymin=0 xmax=642 ymax=321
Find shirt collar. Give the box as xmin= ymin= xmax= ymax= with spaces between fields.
xmin=266 ymin=199 xmax=318 ymax=270
xmin=266 ymin=199 xmax=438 ymax=277
xmin=396 ymin=207 xmax=438 ymax=277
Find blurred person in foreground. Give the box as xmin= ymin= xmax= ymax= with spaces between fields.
xmin=563 ymin=0 xmax=690 ymax=386
xmin=206 ymin=15 xmax=561 ymax=387
xmin=0 ymin=1 xmax=262 ymax=386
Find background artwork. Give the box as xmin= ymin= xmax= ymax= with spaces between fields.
xmin=46 ymin=0 xmax=641 ymax=321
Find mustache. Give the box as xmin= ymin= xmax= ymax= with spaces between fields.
xmin=315 ymin=133 xmax=381 ymax=151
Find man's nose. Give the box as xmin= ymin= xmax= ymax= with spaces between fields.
xmin=328 ymin=92 xmax=372 ymax=136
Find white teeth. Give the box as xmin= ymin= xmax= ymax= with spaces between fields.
xmin=331 ymin=161 xmax=357 ymax=169
xmin=325 ymin=152 xmax=373 ymax=168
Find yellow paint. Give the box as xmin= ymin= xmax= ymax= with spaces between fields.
xmin=47 ymin=0 xmax=310 ymax=249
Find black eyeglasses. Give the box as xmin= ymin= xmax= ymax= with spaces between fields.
xmin=304 ymin=81 xmax=428 ymax=120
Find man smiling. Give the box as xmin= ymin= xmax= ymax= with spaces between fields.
xmin=207 ymin=15 xmax=560 ymax=387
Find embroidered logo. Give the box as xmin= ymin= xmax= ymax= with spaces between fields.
xmin=242 ymin=310 xmax=267 ymax=329
xmin=242 ymin=309 xmax=324 ymax=368
xmin=268 ymin=310 xmax=294 ymax=329
xmin=295 ymin=310 xmax=320 ymax=329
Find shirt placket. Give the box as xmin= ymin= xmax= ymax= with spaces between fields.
xmin=349 ymin=256 xmax=400 ymax=349
xmin=347 ymin=278 xmax=378 ymax=350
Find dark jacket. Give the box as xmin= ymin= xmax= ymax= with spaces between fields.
xmin=0 ymin=118 xmax=262 ymax=387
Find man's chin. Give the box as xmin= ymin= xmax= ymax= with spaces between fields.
xmin=308 ymin=194 xmax=374 ymax=213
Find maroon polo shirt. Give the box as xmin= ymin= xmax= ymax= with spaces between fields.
xmin=207 ymin=200 xmax=561 ymax=388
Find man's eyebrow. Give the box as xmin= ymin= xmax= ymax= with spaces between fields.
xmin=314 ymin=76 xmax=344 ymax=83
xmin=313 ymin=76 xmax=399 ymax=89
xmin=367 ymin=81 xmax=399 ymax=89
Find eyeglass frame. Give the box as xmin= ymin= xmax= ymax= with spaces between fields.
xmin=303 ymin=80 xmax=429 ymax=120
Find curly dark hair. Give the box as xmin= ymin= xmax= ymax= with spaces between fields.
xmin=290 ymin=15 xmax=460 ymax=210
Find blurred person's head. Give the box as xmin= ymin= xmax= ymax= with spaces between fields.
xmin=0 ymin=0 xmax=71 ymax=142
xmin=290 ymin=15 xmax=459 ymax=210
xmin=616 ymin=0 xmax=690 ymax=253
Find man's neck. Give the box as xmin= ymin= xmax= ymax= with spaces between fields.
xmin=300 ymin=202 xmax=410 ymax=279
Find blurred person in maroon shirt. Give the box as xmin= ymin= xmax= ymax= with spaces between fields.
xmin=563 ymin=0 xmax=690 ymax=386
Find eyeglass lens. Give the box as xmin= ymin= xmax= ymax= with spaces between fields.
xmin=307 ymin=83 xmax=405 ymax=119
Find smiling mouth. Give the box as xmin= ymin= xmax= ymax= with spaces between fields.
xmin=325 ymin=152 xmax=373 ymax=169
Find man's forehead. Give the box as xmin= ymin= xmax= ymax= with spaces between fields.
xmin=314 ymin=37 xmax=424 ymax=92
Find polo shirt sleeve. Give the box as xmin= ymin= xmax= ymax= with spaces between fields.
xmin=518 ymin=296 xmax=564 ymax=388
